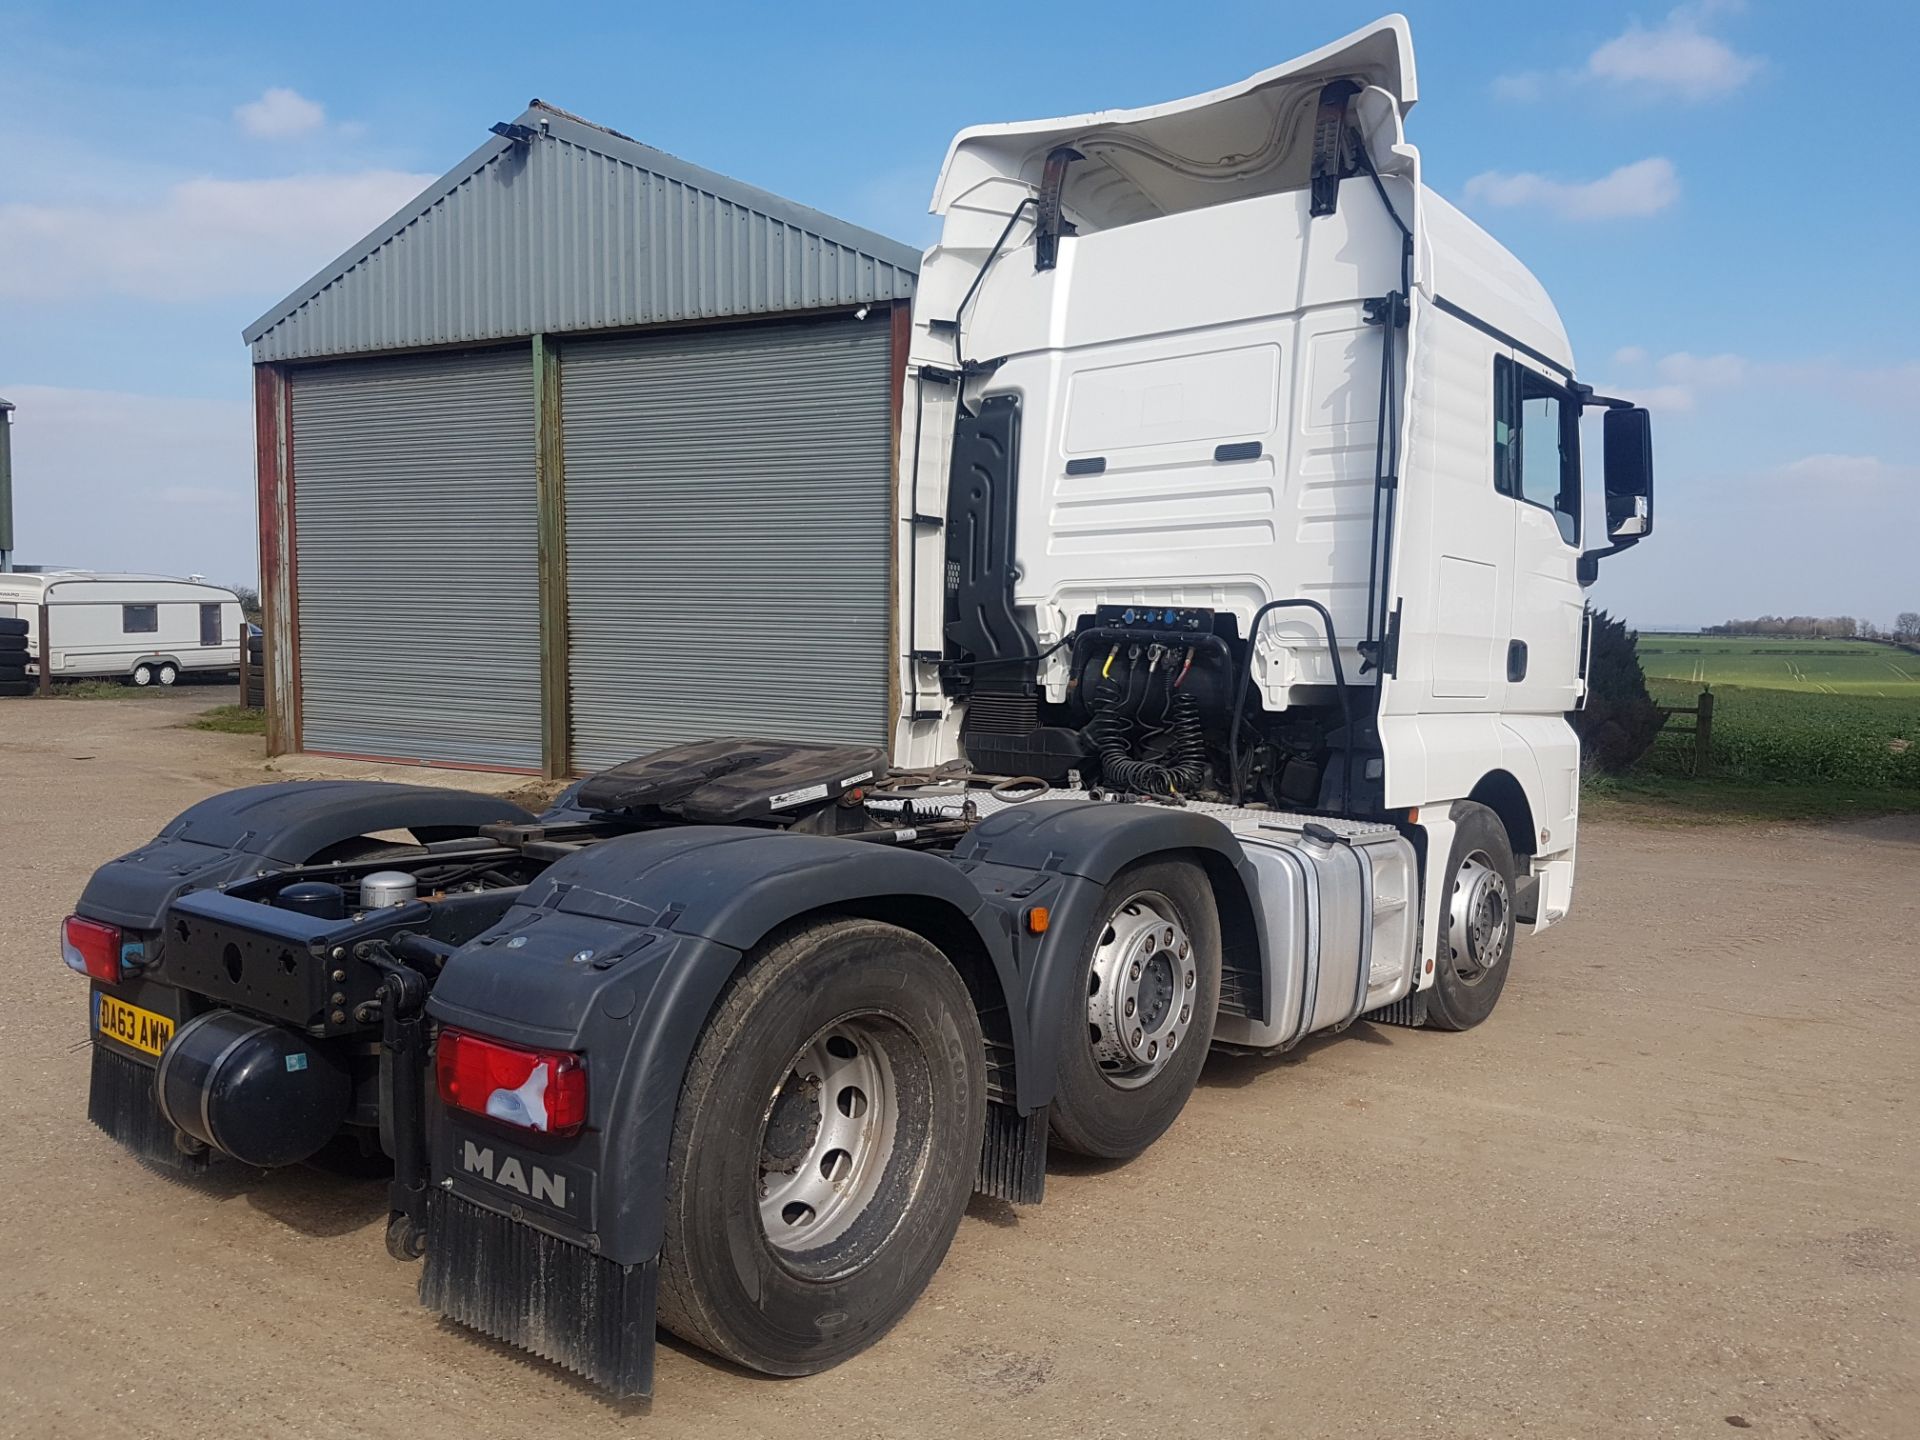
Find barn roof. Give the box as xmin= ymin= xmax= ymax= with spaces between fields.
xmin=244 ymin=101 xmax=921 ymax=362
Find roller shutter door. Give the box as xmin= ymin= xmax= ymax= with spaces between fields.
xmin=290 ymin=349 xmax=540 ymax=768
xmin=564 ymin=318 xmax=893 ymax=772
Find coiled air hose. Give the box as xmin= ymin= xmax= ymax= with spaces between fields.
xmin=1088 ymin=652 xmax=1210 ymax=797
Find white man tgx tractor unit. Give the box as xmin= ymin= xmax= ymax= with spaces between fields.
xmin=65 ymin=16 xmax=1653 ymax=1395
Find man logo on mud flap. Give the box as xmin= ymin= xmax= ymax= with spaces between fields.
xmin=463 ymin=1140 xmax=569 ymax=1211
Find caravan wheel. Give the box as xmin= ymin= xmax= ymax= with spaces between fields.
xmin=156 ymin=663 xmax=179 ymax=686
xmin=131 ymin=664 xmax=154 ymax=687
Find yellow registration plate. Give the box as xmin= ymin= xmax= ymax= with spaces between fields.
xmin=96 ymin=993 xmax=174 ymax=1058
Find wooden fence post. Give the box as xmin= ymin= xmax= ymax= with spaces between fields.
xmin=1695 ymin=687 xmax=1714 ymax=777
xmin=36 ymin=601 xmax=51 ymax=697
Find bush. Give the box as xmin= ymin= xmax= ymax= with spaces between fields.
xmin=1573 ymin=610 xmax=1666 ymax=774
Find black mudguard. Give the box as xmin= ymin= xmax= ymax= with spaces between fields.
xmin=951 ymin=800 xmax=1265 ymax=1109
xmin=420 ymin=826 xmax=1023 ymax=1396
xmin=425 ymin=826 xmax=1021 ymax=1266
xmin=76 ymin=781 xmax=534 ymax=931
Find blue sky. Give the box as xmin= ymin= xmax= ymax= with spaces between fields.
xmin=2 ymin=0 xmax=1914 ymax=629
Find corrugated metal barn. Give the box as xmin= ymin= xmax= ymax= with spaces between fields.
xmin=246 ymin=101 xmax=919 ymax=775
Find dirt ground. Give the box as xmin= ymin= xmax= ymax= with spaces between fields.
xmin=1 ymin=694 xmax=1914 ymax=1440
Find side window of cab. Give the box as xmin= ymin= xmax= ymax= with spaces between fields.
xmin=1493 ymin=355 xmax=1580 ymax=546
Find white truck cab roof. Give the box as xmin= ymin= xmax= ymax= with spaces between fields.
xmin=928 ymin=12 xmax=1570 ymax=376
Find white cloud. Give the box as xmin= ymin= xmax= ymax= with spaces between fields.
xmin=1852 ymin=361 xmax=1920 ymax=411
xmin=1604 ymin=382 xmax=1696 ymax=414
xmin=1655 ymin=351 xmax=1749 ymax=388
xmin=1495 ymin=3 xmax=1761 ymax=104
xmin=235 ymin=87 xmax=327 ymax=139
xmin=0 ymin=169 xmax=433 ymax=302
xmin=1770 ymin=454 xmax=1914 ymax=489
xmin=0 ymin=386 xmax=257 ymax=580
xmin=1463 ymin=157 xmax=1679 ymax=221
xmin=1588 ymin=3 xmax=1763 ymax=100
xmin=1600 ymin=351 xmax=1920 ymax=417
xmin=1490 ymin=72 xmax=1545 ymax=103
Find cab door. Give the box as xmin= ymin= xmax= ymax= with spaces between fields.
xmin=1498 ymin=356 xmax=1585 ymax=715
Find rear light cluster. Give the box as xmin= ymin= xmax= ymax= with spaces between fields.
xmin=436 ymin=1027 xmax=587 ymax=1136
xmin=62 ymin=915 xmax=125 ymax=984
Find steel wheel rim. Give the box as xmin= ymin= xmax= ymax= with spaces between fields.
xmin=1086 ymin=891 xmax=1197 ymax=1090
xmin=132 ymin=666 xmax=152 ymax=686
xmin=757 ymin=1013 xmax=903 ymax=1254
xmin=158 ymin=664 xmax=177 ymax=685
xmin=1447 ymin=850 xmax=1511 ymax=985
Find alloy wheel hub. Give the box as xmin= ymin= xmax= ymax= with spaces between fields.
xmin=1446 ymin=851 xmax=1511 ymax=984
xmin=757 ymin=1019 xmax=899 ymax=1253
xmin=1086 ymin=893 xmax=1196 ymax=1089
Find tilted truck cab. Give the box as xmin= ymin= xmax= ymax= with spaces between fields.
xmin=65 ymin=15 xmax=1652 ymax=1397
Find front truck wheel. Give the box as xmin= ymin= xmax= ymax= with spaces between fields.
xmin=1423 ymin=801 xmax=1518 ymax=1032
xmin=1048 ymin=859 xmax=1222 ymax=1160
xmin=656 ymin=918 xmax=986 ymax=1376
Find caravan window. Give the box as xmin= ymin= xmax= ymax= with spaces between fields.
xmin=122 ymin=604 xmax=158 ymax=634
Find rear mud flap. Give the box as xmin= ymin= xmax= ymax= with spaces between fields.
xmin=88 ymin=1044 xmax=210 ymax=1176
xmin=420 ymin=1189 xmax=657 ymax=1398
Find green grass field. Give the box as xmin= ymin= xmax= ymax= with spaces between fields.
xmin=1637 ymin=634 xmax=1920 ymax=696
xmin=1627 ymin=635 xmax=1920 ymax=802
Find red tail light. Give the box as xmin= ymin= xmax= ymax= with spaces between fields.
xmin=436 ymin=1027 xmax=587 ymax=1136
xmin=62 ymin=915 xmax=124 ymax=984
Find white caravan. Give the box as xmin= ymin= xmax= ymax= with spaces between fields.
xmin=0 ymin=573 xmax=247 ymax=685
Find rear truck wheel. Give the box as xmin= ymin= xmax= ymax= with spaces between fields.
xmin=131 ymin=663 xmax=153 ymax=686
xmin=1048 ymin=859 xmax=1222 ymax=1160
xmin=1423 ymin=802 xmax=1518 ymax=1032
xmin=156 ymin=662 xmax=179 ymax=686
xmin=656 ymin=917 xmax=986 ymax=1376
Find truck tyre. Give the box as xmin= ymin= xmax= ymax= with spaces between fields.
xmin=656 ymin=917 xmax=986 ymax=1376
xmin=1048 ymin=858 xmax=1221 ymax=1160
xmin=0 ymin=617 xmax=29 ymax=636
xmin=1423 ymin=801 xmax=1517 ymax=1032
xmin=0 ymin=680 xmax=31 ymax=697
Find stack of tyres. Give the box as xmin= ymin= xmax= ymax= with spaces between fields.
xmin=0 ymin=617 xmax=31 ymax=697
xmin=244 ymin=631 xmax=264 ymax=709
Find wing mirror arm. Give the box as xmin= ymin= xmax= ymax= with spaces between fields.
xmin=1571 ymin=383 xmax=1639 ymax=412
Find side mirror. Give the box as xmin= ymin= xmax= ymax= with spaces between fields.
xmin=1602 ymin=407 xmax=1654 ymax=542
xmin=1577 ymin=406 xmax=1655 ymax=586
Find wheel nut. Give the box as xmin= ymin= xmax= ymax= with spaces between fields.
xmin=1185 ymin=970 xmax=1195 ymax=988
xmin=1130 ymin=961 xmax=1141 ymax=981
xmin=1131 ymin=1028 xmax=1143 ymax=1047
xmin=1124 ymin=997 xmax=1136 ymax=1017
xmin=1163 ymin=928 xmax=1174 ymax=945
xmin=1178 ymin=940 xmax=1189 ymax=958
xmin=1147 ymin=1040 xmax=1158 ymax=1059
xmin=1180 ymin=1004 xmax=1191 ymax=1023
